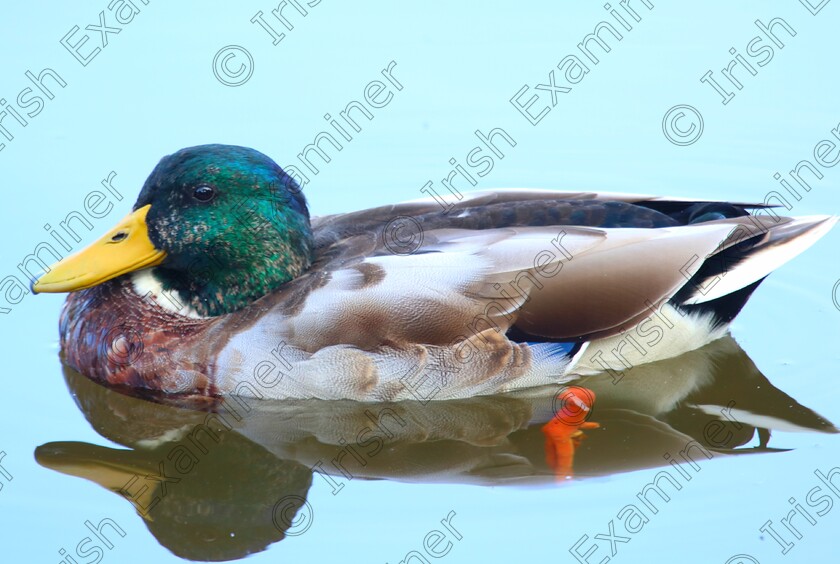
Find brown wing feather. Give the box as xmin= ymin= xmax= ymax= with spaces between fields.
xmin=297 ymin=192 xmax=775 ymax=347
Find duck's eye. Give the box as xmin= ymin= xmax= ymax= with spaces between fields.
xmin=193 ymin=185 xmax=215 ymax=202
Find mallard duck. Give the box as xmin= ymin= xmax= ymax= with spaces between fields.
xmin=33 ymin=144 xmax=837 ymax=401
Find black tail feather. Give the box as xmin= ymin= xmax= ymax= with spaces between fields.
xmin=675 ymin=278 xmax=766 ymax=327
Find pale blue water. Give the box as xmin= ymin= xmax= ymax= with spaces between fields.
xmin=1 ymin=1 xmax=839 ymax=562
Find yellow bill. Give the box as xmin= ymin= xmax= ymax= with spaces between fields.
xmin=32 ymin=204 xmax=166 ymax=293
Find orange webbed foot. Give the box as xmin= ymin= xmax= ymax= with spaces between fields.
xmin=541 ymin=386 xmax=599 ymax=480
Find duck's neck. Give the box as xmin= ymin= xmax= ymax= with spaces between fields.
xmin=141 ymin=226 xmax=314 ymax=317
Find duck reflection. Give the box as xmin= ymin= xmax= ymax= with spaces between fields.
xmin=35 ymin=337 xmax=836 ymax=561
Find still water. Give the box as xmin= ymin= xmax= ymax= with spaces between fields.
xmin=1 ymin=1 xmax=839 ymax=563
xmin=31 ymin=337 xmax=840 ymax=561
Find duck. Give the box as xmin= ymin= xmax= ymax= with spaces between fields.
xmin=32 ymin=144 xmax=837 ymax=401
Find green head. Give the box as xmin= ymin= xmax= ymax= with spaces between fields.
xmin=33 ymin=144 xmax=314 ymax=317
xmin=138 ymin=144 xmax=313 ymax=316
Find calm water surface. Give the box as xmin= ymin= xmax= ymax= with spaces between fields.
xmin=1 ymin=2 xmax=839 ymax=562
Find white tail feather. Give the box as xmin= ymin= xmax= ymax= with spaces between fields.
xmin=684 ymin=215 xmax=838 ymax=305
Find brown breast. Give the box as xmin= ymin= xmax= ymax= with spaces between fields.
xmin=59 ymin=279 xmax=219 ymax=396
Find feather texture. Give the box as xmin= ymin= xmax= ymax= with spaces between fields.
xmin=57 ymin=189 xmax=836 ymax=400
